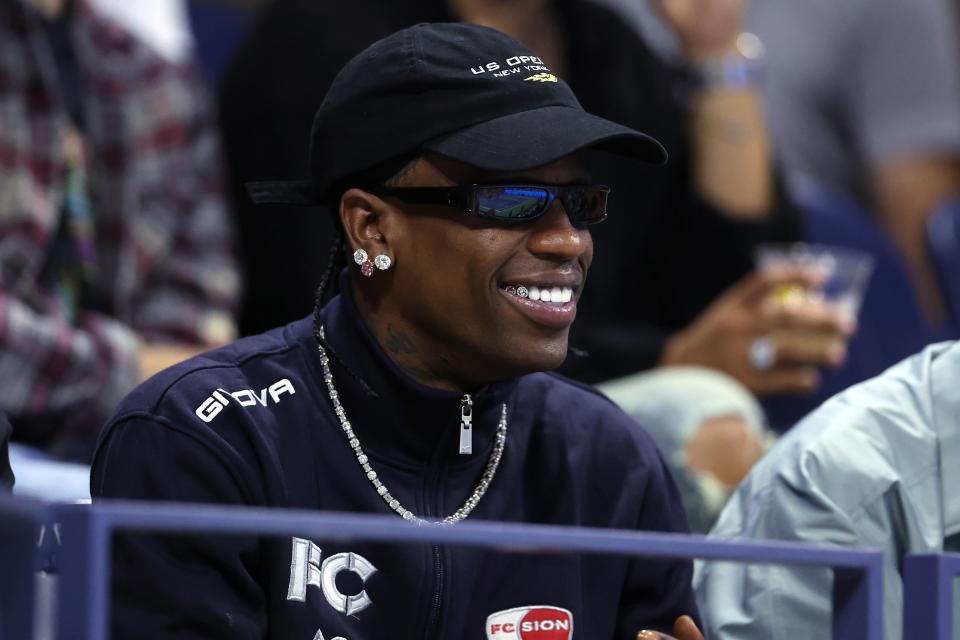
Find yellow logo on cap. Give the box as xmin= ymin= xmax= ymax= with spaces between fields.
xmin=524 ymin=73 xmax=558 ymax=83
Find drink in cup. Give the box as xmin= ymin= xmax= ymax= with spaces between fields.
xmin=755 ymin=243 xmax=874 ymax=356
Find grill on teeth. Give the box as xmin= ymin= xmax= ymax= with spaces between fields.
xmin=505 ymin=285 xmax=573 ymax=303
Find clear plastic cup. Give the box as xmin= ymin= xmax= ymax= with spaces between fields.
xmin=755 ymin=243 xmax=875 ymax=319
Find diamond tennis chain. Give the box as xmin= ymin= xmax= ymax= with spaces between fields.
xmin=316 ymin=327 xmax=508 ymax=525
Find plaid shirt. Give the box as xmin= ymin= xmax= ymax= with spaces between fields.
xmin=0 ymin=1 xmax=240 ymax=457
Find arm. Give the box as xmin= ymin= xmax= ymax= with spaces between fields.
xmin=617 ymin=439 xmax=700 ymax=638
xmin=694 ymin=441 xmax=908 ymax=639
xmin=91 ymin=415 xmax=268 ymax=639
xmin=694 ymin=484 xmax=857 ymax=640
xmin=874 ymin=155 xmax=959 ymax=325
xmin=851 ymin=0 xmax=960 ymax=325
xmin=687 ymin=63 xmax=772 ymax=218
xmin=658 ymin=0 xmax=773 ymax=219
xmin=0 ymin=290 xmax=140 ymax=449
xmin=125 ymin=61 xmax=240 ymax=349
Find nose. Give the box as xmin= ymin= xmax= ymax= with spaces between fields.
xmin=527 ymin=200 xmax=593 ymax=262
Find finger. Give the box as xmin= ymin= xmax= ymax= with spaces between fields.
xmin=769 ymin=330 xmax=848 ymax=368
xmin=749 ymin=366 xmax=821 ymax=395
xmin=673 ymin=615 xmax=705 ymax=640
xmin=637 ymin=631 xmax=674 ymax=640
xmin=725 ymin=267 xmax=827 ymax=307
xmin=759 ymin=301 xmax=857 ymax=337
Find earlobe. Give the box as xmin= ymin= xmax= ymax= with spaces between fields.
xmin=340 ymin=188 xmax=394 ymax=278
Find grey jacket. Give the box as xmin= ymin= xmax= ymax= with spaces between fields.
xmin=694 ymin=341 xmax=960 ymax=640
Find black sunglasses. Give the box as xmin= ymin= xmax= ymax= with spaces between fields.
xmin=370 ymin=184 xmax=610 ymax=226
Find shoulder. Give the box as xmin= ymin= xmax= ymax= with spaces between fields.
xmin=121 ymin=320 xmax=308 ymax=412
xmin=516 ymin=372 xmax=688 ymax=532
xmin=717 ymin=345 xmax=949 ymax=538
xmin=97 ymin=319 xmax=315 ymax=457
xmin=92 ymin=319 xmax=318 ymax=502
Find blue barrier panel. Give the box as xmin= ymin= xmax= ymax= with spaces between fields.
xmin=0 ymin=496 xmax=46 ymax=640
xmin=50 ymin=500 xmax=886 ymax=640
xmin=902 ymin=553 xmax=960 ymax=640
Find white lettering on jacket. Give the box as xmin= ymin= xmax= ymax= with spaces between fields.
xmin=194 ymin=378 xmax=296 ymax=422
xmin=287 ymin=537 xmax=377 ymax=616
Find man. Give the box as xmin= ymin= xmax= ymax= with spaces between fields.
xmin=92 ymin=22 xmax=712 ymax=639
xmin=694 ymin=340 xmax=960 ymax=639
xmin=0 ymin=0 xmax=239 ymax=462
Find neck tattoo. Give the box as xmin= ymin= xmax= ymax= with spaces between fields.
xmin=316 ymin=326 xmax=508 ymax=525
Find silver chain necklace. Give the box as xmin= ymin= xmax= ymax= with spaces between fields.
xmin=316 ymin=327 xmax=508 ymax=525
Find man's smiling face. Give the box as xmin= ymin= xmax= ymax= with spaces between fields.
xmin=345 ymin=153 xmax=596 ymax=391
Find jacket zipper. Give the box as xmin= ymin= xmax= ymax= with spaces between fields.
xmin=424 ymin=396 xmax=469 ymax=638
xmin=459 ymin=394 xmax=473 ymax=455
xmin=424 ymin=545 xmax=444 ymax=640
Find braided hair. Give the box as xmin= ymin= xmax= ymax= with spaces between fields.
xmin=313 ymin=151 xmax=422 ymax=398
xmin=308 ymin=153 xmax=420 ymax=397
xmin=310 ymin=225 xmax=381 ymax=398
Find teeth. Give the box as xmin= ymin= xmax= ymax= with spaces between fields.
xmin=504 ymin=285 xmax=573 ymax=304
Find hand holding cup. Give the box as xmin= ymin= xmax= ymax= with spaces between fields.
xmin=661 ymin=244 xmax=869 ymax=395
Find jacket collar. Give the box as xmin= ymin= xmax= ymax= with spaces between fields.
xmin=310 ymin=271 xmax=518 ymax=468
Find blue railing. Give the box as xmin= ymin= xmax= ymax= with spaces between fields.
xmin=0 ymin=497 xmax=45 ymax=640
xmin=6 ymin=504 xmax=960 ymax=639
xmin=903 ymin=553 xmax=960 ymax=639
xmin=30 ymin=498 xmax=960 ymax=640
xmin=1 ymin=497 xmax=887 ymax=640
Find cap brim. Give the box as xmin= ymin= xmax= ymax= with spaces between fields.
xmin=423 ymin=105 xmax=667 ymax=171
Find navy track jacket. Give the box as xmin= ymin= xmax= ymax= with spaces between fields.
xmin=91 ymin=280 xmax=697 ymax=639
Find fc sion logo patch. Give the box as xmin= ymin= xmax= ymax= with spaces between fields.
xmin=486 ymin=606 xmax=573 ymax=639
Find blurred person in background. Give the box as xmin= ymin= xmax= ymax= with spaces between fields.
xmin=220 ymin=0 xmax=854 ymax=530
xmin=0 ymin=0 xmax=239 ymax=472
xmin=694 ymin=340 xmax=960 ymax=640
xmin=600 ymin=0 xmax=960 ymax=330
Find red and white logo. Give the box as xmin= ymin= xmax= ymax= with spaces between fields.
xmin=486 ymin=606 xmax=574 ymax=640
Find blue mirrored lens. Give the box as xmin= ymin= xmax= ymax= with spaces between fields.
xmin=476 ymin=187 xmax=551 ymax=219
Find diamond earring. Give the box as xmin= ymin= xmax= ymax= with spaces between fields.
xmin=353 ymin=248 xmax=374 ymax=277
xmin=374 ymin=254 xmax=392 ymax=271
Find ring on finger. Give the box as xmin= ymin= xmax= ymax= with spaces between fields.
xmin=748 ymin=335 xmax=776 ymax=371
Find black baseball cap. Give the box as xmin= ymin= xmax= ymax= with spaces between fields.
xmin=247 ymin=22 xmax=667 ymax=206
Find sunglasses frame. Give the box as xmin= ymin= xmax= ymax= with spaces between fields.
xmin=369 ymin=184 xmax=610 ymax=226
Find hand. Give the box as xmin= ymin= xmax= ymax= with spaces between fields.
xmin=660 ymin=267 xmax=857 ymax=396
xmin=654 ymin=0 xmax=745 ymax=61
xmin=637 ymin=615 xmax=704 ymax=640
xmin=138 ymin=344 xmax=205 ymax=381
xmin=685 ymin=415 xmax=765 ymax=487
